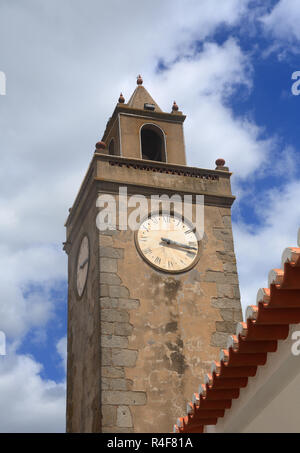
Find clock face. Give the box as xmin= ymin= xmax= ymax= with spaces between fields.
xmin=136 ymin=212 xmax=199 ymax=273
xmin=76 ymin=235 xmax=90 ymax=297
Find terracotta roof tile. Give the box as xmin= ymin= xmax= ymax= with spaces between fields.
xmin=174 ymin=229 xmax=300 ymax=433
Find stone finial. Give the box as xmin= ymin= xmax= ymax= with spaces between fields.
xmin=172 ymin=101 xmax=179 ymax=112
xmin=118 ymin=93 xmax=125 ymax=103
xmin=137 ymin=74 xmax=143 ymax=85
xmin=95 ymin=141 xmax=106 ymax=150
xmin=215 ymin=158 xmax=226 ymax=167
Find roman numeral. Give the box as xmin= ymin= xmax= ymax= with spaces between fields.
xmin=143 ymin=248 xmax=152 ymax=255
xmin=154 ymin=257 xmax=161 ymax=265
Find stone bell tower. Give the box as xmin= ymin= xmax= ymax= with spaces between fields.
xmin=64 ymin=75 xmax=242 ymax=433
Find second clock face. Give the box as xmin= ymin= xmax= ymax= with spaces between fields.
xmin=136 ymin=212 xmax=199 ymax=273
xmin=76 ymin=235 xmax=89 ymax=298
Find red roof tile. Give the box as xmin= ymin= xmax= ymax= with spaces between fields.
xmin=174 ymin=237 xmax=300 ymax=433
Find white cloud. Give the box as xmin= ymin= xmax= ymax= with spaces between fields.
xmin=0 ymin=353 xmax=65 ymax=433
xmin=261 ymin=0 xmax=300 ymax=42
xmin=56 ymin=336 xmax=67 ymax=372
xmin=154 ymin=39 xmax=273 ymax=177
xmin=234 ymin=179 xmax=300 ymax=315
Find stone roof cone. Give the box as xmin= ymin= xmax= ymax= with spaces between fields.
xmin=126 ymin=75 xmax=162 ymax=112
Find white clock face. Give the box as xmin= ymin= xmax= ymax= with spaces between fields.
xmin=136 ymin=213 xmax=199 ymax=273
xmin=76 ymin=235 xmax=89 ymax=297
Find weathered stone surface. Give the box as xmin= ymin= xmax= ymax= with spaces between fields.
xmin=118 ymin=298 xmax=140 ymax=310
xmin=213 ymin=229 xmax=232 ymax=241
xmin=233 ymin=310 xmax=243 ymax=322
xmin=102 ymin=405 xmax=116 ymax=427
xmin=110 ymin=378 xmax=128 ymax=390
xmin=100 ymin=273 xmax=122 ymax=285
xmin=100 ymin=298 xmax=118 ymax=309
xmin=210 ymin=331 xmax=230 ymax=348
xmin=217 ymin=251 xmax=237 ymax=263
xmin=223 ymin=239 xmax=235 ymax=251
xmin=100 ymin=284 xmax=109 ymax=297
xmin=223 ymin=262 xmax=238 ymax=273
xmin=99 ymin=235 xmax=113 ymax=247
xmin=101 ymin=377 xmax=111 ymax=390
xmin=101 ymin=335 xmax=128 ymax=349
xmin=114 ymin=322 xmax=133 ymax=336
xmin=100 ymin=247 xmax=124 ymax=259
xmin=101 ymin=309 xmax=129 ymax=323
xmin=216 ymin=284 xmax=234 ymax=298
xmin=211 ymin=297 xmax=241 ymax=309
xmin=100 ymin=257 xmax=118 ymax=273
xmin=101 ymin=321 xmax=114 ymax=335
xmin=112 ymin=349 xmax=138 ymax=367
xmin=102 ymin=390 xmax=147 ymax=406
xmin=109 ymin=285 xmax=130 ymax=298
xmin=233 ymin=285 xmax=241 ymax=298
xmin=215 ymin=321 xmax=237 ymax=333
xmin=221 ymin=215 xmax=232 ymax=228
xmin=117 ymin=406 xmax=133 ymax=428
xmin=219 ymin=309 xmax=234 ymax=321
xmin=101 ymin=348 xmax=112 ymax=366
xmin=101 ymin=366 xmax=125 ymax=378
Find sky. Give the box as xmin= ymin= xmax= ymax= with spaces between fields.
xmin=1 ymin=0 xmax=300 ymax=432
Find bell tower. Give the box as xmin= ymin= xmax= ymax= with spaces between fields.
xmin=64 ymin=76 xmax=242 ymax=433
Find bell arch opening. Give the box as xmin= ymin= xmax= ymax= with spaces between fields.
xmin=140 ymin=124 xmax=166 ymax=162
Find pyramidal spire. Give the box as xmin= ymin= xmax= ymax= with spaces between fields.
xmin=126 ymin=75 xmax=162 ymax=112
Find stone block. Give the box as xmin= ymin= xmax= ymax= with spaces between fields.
xmin=109 ymin=286 xmax=130 ymax=298
xmin=215 ymin=321 xmax=237 ymax=333
xmin=101 ymin=390 xmax=147 ymax=406
xmin=100 ymin=258 xmax=118 ymax=273
xmin=102 ymin=405 xmax=116 ymax=427
xmin=101 ymin=321 xmax=114 ymax=335
xmin=210 ymin=331 xmax=229 ymax=348
xmin=219 ymin=309 xmax=234 ymax=321
xmin=101 ymin=335 xmax=128 ymax=349
xmin=118 ymin=298 xmax=140 ymax=310
xmin=211 ymin=298 xmax=241 ymax=309
xmin=100 ymin=298 xmax=118 ymax=309
xmin=114 ymin=323 xmax=133 ymax=336
xmin=100 ymin=284 xmax=109 ymax=297
xmin=99 ymin=235 xmax=113 ymax=247
xmin=101 ymin=366 xmax=125 ymax=378
xmin=117 ymin=406 xmax=133 ymax=428
xmin=100 ymin=247 xmax=124 ymax=259
xmin=100 ymin=273 xmax=122 ymax=285
xmin=101 ymin=309 xmax=129 ymax=323
xmin=101 ymin=348 xmax=112 ymax=366
xmin=112 ymin=349 xmax=138 ymax=367
xmin=217 ymin=284 xmax=234 ymax=298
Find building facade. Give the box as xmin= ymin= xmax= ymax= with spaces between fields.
xmin=64 ymin=76 xmax=242 ymax=433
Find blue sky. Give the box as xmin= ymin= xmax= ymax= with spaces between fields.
xmin=1 ymin=0 xmax=300 ymax=432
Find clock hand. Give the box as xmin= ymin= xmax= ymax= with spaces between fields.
xmin=79 ymin=258 xmax=89 ymax=269
xmin=161 ymin=237 xmax=197 ymax=251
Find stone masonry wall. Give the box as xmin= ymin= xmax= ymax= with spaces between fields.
xmin=99 ymin=231 xmax=146 ymax=433
xmin=208 ymin=208 xmax=243 ymax=348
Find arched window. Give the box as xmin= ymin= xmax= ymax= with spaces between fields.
xmin=109 ymin=139 xmax=115 ymax=156
xmin=140 ymin=124 xmax=166 ymax=162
